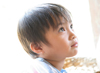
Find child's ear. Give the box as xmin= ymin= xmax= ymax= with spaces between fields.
xmin=30 ymin=42 xmax=43 ymax=54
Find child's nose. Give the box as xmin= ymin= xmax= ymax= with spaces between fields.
xmin=69 ymin=31 xmax=77 ymax=40
xmin=71 ymin=35 xmax=75 ymax=40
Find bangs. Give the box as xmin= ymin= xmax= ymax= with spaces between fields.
xmin=33 ymin=3 xmax=72 ymax=30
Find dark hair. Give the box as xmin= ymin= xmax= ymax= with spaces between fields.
xmin=17 ymin=3 xmax=72 ymax=58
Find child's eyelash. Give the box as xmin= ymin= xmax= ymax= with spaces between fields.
xmin=58 ymin=27 xmax=65 ymax=32
xmin=70 ymin=24 xmax=73 ymax=29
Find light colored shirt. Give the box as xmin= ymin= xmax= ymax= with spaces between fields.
xmin=23 ymin=57 xmax=67 ymax=73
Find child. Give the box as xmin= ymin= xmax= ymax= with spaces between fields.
xmin=17 ymin=3 xmax=78 ymax=73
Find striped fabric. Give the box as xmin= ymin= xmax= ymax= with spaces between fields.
xmin=29 ymin=57 xmax=67 ymax=73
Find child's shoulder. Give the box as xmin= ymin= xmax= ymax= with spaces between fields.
xmin=22 ymin=58 xmax=53 ymax=73
xmin=21 ymin=65 xmax=38 ymax=73
xmin=22 ymin=58 xmax=67 ymax=73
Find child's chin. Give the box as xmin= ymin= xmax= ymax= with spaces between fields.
xmin=72 ymin=50 xmax=78 ymax=57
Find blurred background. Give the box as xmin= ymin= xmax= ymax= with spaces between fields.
xmin=0 ymin=0 xmax=100 ymax=73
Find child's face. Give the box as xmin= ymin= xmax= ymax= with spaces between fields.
xmin=41 ymin=17 xmax=78 ymax=61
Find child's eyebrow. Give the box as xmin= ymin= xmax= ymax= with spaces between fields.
xmin=54 ymin=21 xmax=72 ymax=30
xmin=55 ymin=22 xmax=63 ymax=29
xmin=55 ymin=20 xmax=70 ymax=28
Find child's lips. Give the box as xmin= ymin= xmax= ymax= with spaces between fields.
xmin=71 ymin=42 xmax=78 ymax=47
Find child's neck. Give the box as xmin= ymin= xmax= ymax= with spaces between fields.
xmin=45 ymin=59 xmax=65 ymax=71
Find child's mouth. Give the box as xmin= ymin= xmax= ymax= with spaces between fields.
xmin=71 ymin=42 xmax=78 ymax=47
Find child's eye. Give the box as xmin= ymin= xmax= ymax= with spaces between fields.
xmin=70 ymin=24 xmax=73 ymax=29
xmin=58 ymin=27 xmax=65 ymax=32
